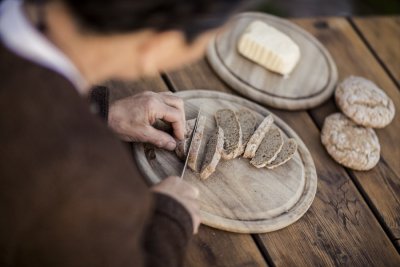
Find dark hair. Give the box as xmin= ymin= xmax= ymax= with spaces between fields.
xmin=29 ymin=0 xmax=250 ymax=42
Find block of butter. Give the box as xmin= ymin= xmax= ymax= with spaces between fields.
xmin=238 ymin=21 xmax=301 ymax=75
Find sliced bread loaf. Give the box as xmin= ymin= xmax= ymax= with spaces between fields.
xmin=215 ymin=109 xmax=242 ymax=160
xmin=250 ymin=125 xmax=284 ymax=168
xmin=200 ymin=127 xmax=224 ymax=180
xmin=175 ymin=119 xmax=196 ymax=160
xmin=244 ymin=115 xmax=274 ymax=158
xmin=266 ymin=138 xmax=297 ymax=169
xmin=236 ymin=109 xmax=258 ymax=156
xmin=187 ymin=115 xmax=207 ymax=172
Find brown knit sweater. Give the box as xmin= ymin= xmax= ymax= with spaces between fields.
xmin=0 ymin=43 xmax=193 ymax=267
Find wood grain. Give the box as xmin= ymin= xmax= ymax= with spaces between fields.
xmin=133 ymin=90 xmax=317 ymax=233
xmin=207 ymin=12 xmax=338 ymax=110
xmin=185 ymin=226 xmax=268 ymax=267
xmin=292 ymin=17 xmax=400 ymax=241
xmin=106 ymin=76 xmax=268 ymax=266
xmin=166 ymin=59 xmax=400 ymax=265
xmin=352 ymin=16 xmax=400 ymax=87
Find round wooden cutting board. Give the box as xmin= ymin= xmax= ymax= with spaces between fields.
xmin=207 ymin=12 xmax=338 ymax=110
xmin=133 ymin=90 xmax=317 ymax=233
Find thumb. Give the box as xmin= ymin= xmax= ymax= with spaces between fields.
xmin=142 ymin=126 xmax=177 ymax=151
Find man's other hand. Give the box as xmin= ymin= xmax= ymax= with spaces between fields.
xmin=108 ymin=91 xmax=185 ymax=150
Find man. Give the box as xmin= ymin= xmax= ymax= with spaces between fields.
xmin=0 ymin=0 xmax=245 ymax=266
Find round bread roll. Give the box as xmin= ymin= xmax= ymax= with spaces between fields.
xmin=321 ymin=113 xmax=380 ymax=171
xmin=335 ymin=76 xmax=395 ymax=128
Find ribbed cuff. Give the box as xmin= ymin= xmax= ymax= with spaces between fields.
xmin=153 ymin=193 xmax=194 ymax=240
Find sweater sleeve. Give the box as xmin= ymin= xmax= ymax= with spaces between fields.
xmin=144 ymin=193 xmax=194 ymax=267
xmin=89 ymin=85 xmax=109 ymax=121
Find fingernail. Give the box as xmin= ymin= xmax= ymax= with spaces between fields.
xmin=166 ymin=141 xmax=176 ymax=151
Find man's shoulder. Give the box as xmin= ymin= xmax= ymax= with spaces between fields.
xmin=0 ymin=42 xmax=77 ymax=98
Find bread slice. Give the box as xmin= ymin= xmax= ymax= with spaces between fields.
xmin=200 ymin=127 xmax=224 ymax=180
xmin=236 ymin=109 xmax=258 ymax=156
xmin=175 ymin=119 xmax=196 ymax=160
xmin=266 ymin=138 xmax=298 ymax=169
xmin=215 ymin=109 xmax=242 ymax=160
xmin=244 ymin=115 xmax=274 ymax=158
xmin=250 ymin=125 xmax=284 ymax=168
xmin=187 ymin=115 xmax=207 ymax=172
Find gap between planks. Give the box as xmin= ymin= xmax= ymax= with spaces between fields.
xmin=347 ymin=17 xmax=400 ymax=90
xmin=252 ymin=234 xmax=277 ymax=267
xmin=161 ymin=73 xmax=177 ymax=93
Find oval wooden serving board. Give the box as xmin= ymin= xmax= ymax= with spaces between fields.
xmin=207 ymin=12 xmax=338 ymax=110
xmin=133 ymin=90 xmax=317 ymax=233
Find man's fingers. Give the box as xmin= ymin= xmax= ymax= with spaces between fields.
xmin=158 ymin=105 xmax=185 ymax=140
xmin=141 ymin=126 xmax=177 ymax=151
xmin=160 ymin=93 xmax=185 ymax=114
xmin=159 ymin=93 xmax=186 ymax=136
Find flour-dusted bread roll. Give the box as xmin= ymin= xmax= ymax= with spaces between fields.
xmin=215 ymin=109 xmax=242 ymax=160
xmin=335 ymin=76 xmax=395 ymax=128
xmin=238 ymin=20 xmax=301 ymax=75
xmin=244 ymin=114 xmax=274 ymax=159
xmin=321 ymin=113 xmax=380 ymax=171
xmin=250 ymin=125 xmax=284 ymax=168
xmin=200 ymin=127 xmax=224 ymax=180
xmin=175 ymin=119 xmax=196 ymax=160
xmin=188 ymin=115 xmax=207 ymax=172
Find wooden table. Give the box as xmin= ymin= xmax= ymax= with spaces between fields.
xmin=109 ymin=16 xmax=400 ymax=266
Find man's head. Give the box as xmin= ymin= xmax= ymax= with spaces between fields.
xmin=57 ymin=0 xmax=244 ymax=42
xmin=25 ymin=0 xmax=248 ymax=85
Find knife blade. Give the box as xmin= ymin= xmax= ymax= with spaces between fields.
xmin=180 ymin=109 xmax=202 ymax=179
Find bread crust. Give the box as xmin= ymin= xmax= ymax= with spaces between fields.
xmin=250 ymin=125 xmax=284 ymax=168
xmin=187 ymin=115 xmax=207 ymax=172
xmin=244 ymin=115 xmax=274 ymax=158
xmin=236 ymin=109 xmax=258 ymax=156
xmin=266 ymin=138 xmax=297 ymax=169
xmin=175 ymin=119 xmax=196 ymax=160
xmin=200 ymin=127 xmax=224 ymax=180
xmin=215 ymin=109 xmax=242 ymax=160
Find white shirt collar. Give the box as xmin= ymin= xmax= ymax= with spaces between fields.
xmin=0 ymin=0 xmax=87 ymax=93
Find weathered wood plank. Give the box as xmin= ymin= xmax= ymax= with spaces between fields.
xmin=166 ymin=58 xmax=400 ymax=266
xmin=106 ymin=76 xmax=268 ymax=267
xmin=352 ymin=16 xmax=400 ymax=87
xmin=292 ymin=17 xmax=400 ymax=240
xmin=185 ymin=226 xmax=268 ymax=267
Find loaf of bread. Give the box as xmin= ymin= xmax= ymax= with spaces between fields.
xmin=238 ymin=20 xmax=301 ymax=75
xmin=200 ymin=127 xmax=224 ymax=180
xmin=215 ymin=109 xmax=242 ymax=160
xmin=174 ymin=110 xmax=297 ymax=179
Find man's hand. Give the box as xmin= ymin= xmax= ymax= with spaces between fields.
xmin=108 ymin=91 xmax=185 ymax=150
xmin=152 ymin=176 xmax=201 ymax=234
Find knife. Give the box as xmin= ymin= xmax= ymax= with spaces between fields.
xmin=180 ymin=109 xmax=202 ymax=179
